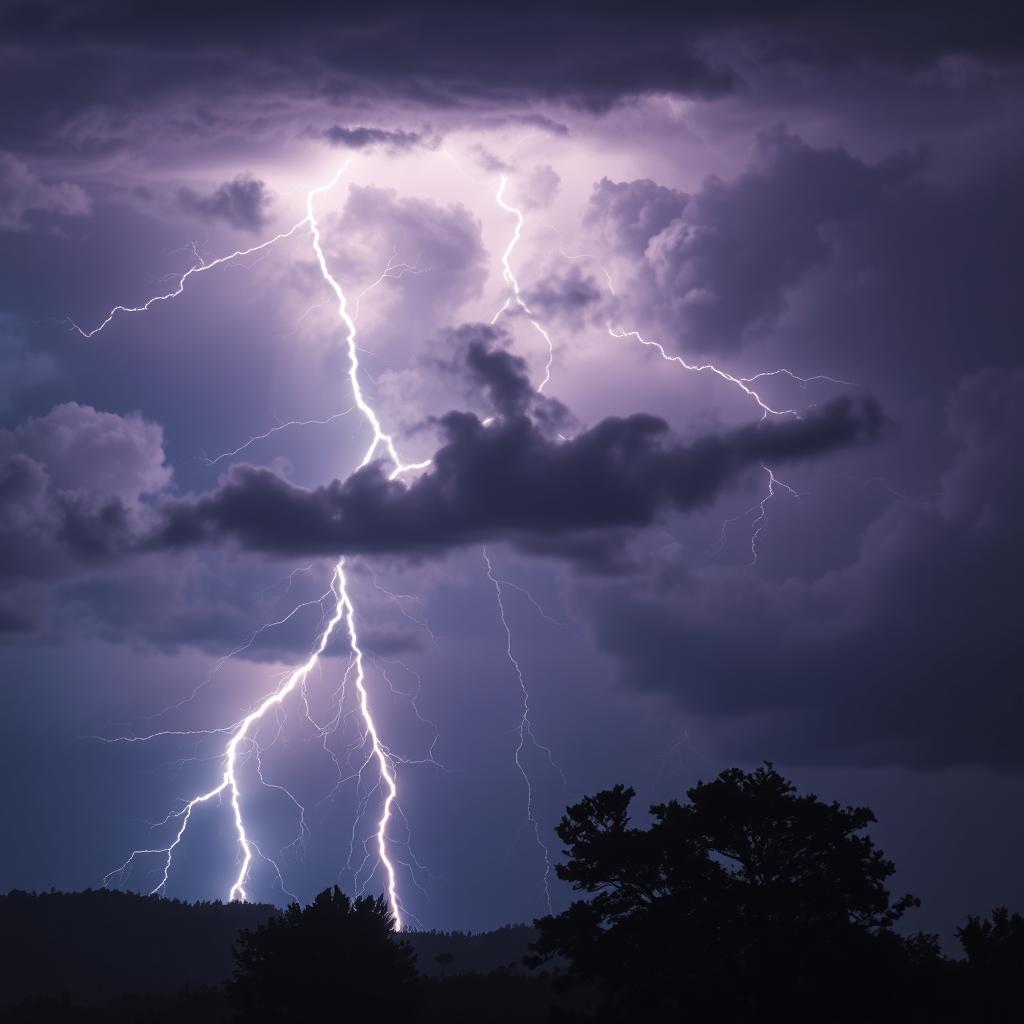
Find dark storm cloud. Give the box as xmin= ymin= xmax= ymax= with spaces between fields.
xmin=585 ymin=368 xmax=1024 ymax=769
xmin=0 ymin=4 xmax=731 ymax=125
xmin=775 ymin=146 xmax=1024 ymax=388
xmin=310 ymin=125 xmax=429 ymax=153
xmin=0 ymin=402 xmax=424 ymax=658
xmin=177 ymin=174 xmax=271 ymax=231
xmin=0 ymin=2 xmax=1020 ymax=159
xmin=153 ymin=395 xmax=883 ymax=564
xmin=588 ymin=128 xmax=923 ymax=353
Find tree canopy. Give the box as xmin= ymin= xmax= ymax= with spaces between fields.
xmin=228 ymin=887 xmax=417 ymax=1022
xmin=531 ymin=764 xmax=927 ymax=1021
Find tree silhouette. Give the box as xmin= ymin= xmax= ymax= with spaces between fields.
xmin=434 ymin=952 xmax=455 ymax=978
xmin=227 ymin=887 xmax=417 ymax=1022
xmin=531 ymin=764 xmax=926 ymax=1022
xmin=957 ymin=907 xmax=1024 ymax=1019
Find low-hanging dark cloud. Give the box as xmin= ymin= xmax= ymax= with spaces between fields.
xmin=153 ymin=395 xmax=884 ymax=564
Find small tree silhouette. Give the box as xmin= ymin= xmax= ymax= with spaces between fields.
xmin=531 ymin=764 xmax=925 ymax=1021
xmin=957 ymin=907 xmax=1024 ymax=1018
xmin=228 ymin=887 xmax=417 ymax=1022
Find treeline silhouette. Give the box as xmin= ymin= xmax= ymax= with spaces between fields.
xmin=3 ymin=765 xmax=1022 ymax=1022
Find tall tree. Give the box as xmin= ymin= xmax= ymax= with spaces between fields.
xmin=532 ymin=765 xmax=927 ymax=1021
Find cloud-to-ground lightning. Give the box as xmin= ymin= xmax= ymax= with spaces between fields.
xmin=483 ymin=546 xmax=565 ymax=913
xmin=490 ymin=176 xmax=556 ymax=392
xmin=70 ymin=139 xmax=850 ymax=931
xmin=336 ymin=561 xmax=404 ymax=928
xmin=80 ymin=158 xmax=432 ymax=928
xmin=103 ymin=568 xmax=349 ymax=903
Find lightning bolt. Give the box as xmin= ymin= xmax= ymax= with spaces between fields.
xmin=103 ymin=570 xmax=348 ymax=903
xmin=490 ymin=176 xmax=556 ymax=393
xmin=605 ymin=324 xmax=824 ymax=558
xmin=65 ymin=221 xmax=313 ymax=339
xmin=201 ymin=409 xmax=355 ymax=466
xmin=71 ymin=145 xmax=846 ymax=928
xmin=82 ymin=158 xmax=429 ymax=928
xmin=554 ymin=251 xmax=847 ymax=560
xmin=483 ymin=546 xmax=565 ymax=914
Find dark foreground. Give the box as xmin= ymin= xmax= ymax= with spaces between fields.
xmin=3 ymin=766 xmax=1023 ymax=1022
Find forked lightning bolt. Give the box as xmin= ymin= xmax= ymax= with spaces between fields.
xmin=81 ymin=159 xmax=423 ymax=928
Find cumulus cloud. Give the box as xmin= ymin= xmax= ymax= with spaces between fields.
xmin=0 ymin=152 xmax=90 ymax=231
xmin=177 ymin=173 xmax=271 ymax=231
xmin=584 ymin=368 xmax=1024 ymax=768
xmin=588 ymin=129 xmax=923 ymax=352
xmin=0 ymin=403 xmax=170 ymax=579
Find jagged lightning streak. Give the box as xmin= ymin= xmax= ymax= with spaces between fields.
xmin=83 ymin=158 xmax=425 ymax=927
xmin=305 ymin=164 xmax=431 ymax=479
xmin=714 ymin=463 xmax=804 ymax=564
xmin=491 ymin=176 xmax=556 ymax=392
xmin=748 ymin=464 xmax=803 ymax=563
xmin=604 ymin=326 xmax=828 ymax=555
xmin=557 ymin=251 xmax=847 ymax=557
xmin=201 ymin=409 xmax=355 ymax=466
xmin=104 ymin=571 xmax=348 ymax=902
xmin=336 ymin=560 xmax=404 ymax=929
xmin=483 ymin=546 xmax=564 ymax=913
xmin=65 ymin=220 xmax=313 ymax=339
xmin=607 ymin=326 xmax=850 ymax=421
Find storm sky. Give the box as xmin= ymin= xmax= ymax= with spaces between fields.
xmin=1 ymin=0 xmax=1022 ymax=939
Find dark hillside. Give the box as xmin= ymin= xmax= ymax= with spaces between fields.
xmin=0 ymin=890 xmax=538 ymax=1008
